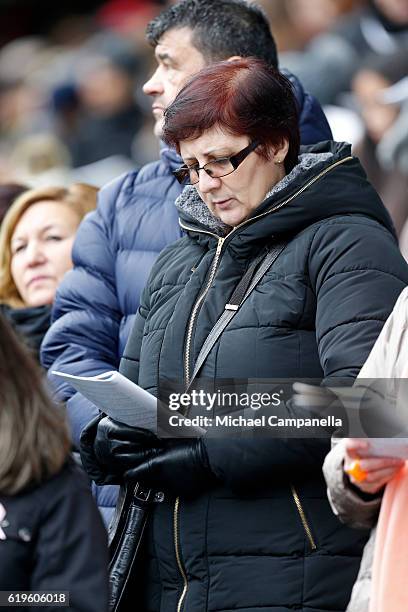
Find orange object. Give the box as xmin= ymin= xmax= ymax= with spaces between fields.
xmin=345 ymin=460 xmax=367 ymax=482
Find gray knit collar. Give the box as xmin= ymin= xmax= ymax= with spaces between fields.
xmin=175 ymin=151 xmax=333 ymax=236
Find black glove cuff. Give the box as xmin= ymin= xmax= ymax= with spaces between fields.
xmin=80 ymin=413 xmax=122 ymax=485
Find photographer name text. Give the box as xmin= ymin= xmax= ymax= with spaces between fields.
xmin=168 ymin=414 xmax=342 ymax=429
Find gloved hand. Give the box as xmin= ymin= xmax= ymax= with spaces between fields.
xmin=124 ymin=438 xmax=216 ymax=496
xmin=79 ymin=414 xmax=159 ymax=485
xmin=93 ymin=416 xmax=160 ymax=468
xmin=80 ymin=414 xmax=121 ymax=485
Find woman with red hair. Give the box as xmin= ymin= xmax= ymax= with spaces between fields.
xmin=81 ymin=58 xmax=408 ymax=612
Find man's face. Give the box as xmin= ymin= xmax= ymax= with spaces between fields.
xmin=143 ymin=27 xmax=207 ymax=137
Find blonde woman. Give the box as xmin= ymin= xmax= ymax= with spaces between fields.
xmin=0 ymin=183 xmax=97 ymax=360
xmin=0 ymin=314 xmax=108 ymax=611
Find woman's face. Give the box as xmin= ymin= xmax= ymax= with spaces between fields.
xmin=10 ymin=201 xmax=80 ymax=307
xmin=179 ymin=125 xmax=288 ymax=227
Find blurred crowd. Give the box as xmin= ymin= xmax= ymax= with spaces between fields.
xmin=0 ymin=0 xmax=166 ymax=191
xmin=0 ymin=0 xmax=407 ymax=254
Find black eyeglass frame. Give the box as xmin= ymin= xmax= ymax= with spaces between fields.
xmin=173 ymin=139 xmax=261 ymax=185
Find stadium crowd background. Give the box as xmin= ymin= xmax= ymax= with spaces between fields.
xmin=0 ymin=0 xmax=407 ymax=250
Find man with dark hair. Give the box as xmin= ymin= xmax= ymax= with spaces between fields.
xmin=146 ymin=0 xmax=279 ymax=66
xmin=143 ymin=0 xmax=330 ymax=143
xmin=41 ymin=0 xmax=332 ymax=523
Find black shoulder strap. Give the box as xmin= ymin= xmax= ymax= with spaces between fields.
xmin=188 ymin=240 xmax=287 ymax=389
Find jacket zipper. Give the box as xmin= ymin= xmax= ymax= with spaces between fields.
xmin=174 ymin=236 xmax=224 ymax=612
xmin=174 ymin=497 xmax=188 ymax=612
xmin=184 ymin=236 xmax=225 ymax=388
xmin=173 ymin=156 xmax=351 ymax=609
xmin=291 ymin=485 xmax=317 ymax=550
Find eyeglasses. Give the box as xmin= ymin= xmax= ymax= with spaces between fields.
xmin=173 ymin=140 xmax=260 ymax=185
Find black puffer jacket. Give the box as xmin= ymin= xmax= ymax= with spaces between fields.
xmin=0 ymin=461 xmax=108 ymax=612
xmin=120 ymin=142 xmax=408 ymax=612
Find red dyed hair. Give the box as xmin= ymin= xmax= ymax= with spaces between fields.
xmin=163 ymin=58 xmax=300 ymax=173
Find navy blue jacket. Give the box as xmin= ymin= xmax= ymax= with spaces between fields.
xmin=41 ymin=76 xmax=332 ymax=523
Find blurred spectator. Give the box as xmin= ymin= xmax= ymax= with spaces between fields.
xmin=66 ymin=48 xmax=144 ymax=167
xmin=0 ymin=37 xmax=49 ymax=84
xmin=48 ymin=14 xmax=97 ymax=48
xmin=0 ymin=314 xmax=108 ymax=611
xmin=0 ymin=183 xmax=27 ymax=226
xmin=285 ymin=0 xmax=358 ymax=45
xmin=0 ymin=37 xmax=52 ymax=142
xmin=0 ymin=183 xmax=97 ymax=361
xmin=257 ymin=0 xmax=359 ymax=52
xmin=351 ymin=50 xmax=408 ymax=254
xmin=0 ymin=17 xmax=155 ymax=183
xmin=8 ymin=133 xmax=72 ymax=187
xmin=0 ymin=37 xmax=68 ymax=182
xmin=96 ymin=0 xmax=162 ymax=49
xmin=50 ymin=84 xmax=81 ymax=146
xmin=376 ymin=77 xmax=408 ymax=176
xmin=281 ymin=0 xmax=408 ymax=105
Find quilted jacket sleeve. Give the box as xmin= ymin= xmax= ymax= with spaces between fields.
xmin=323 ymin=440 xmax=381 ymax=529
xmin=41 ymin=172 xmax=132 ymax=448
xmin=309 ymin=217 xmax=408 ymax=382
xmin=282 ymin=69 xmax=333 ymax=145
xmin=205 ymin=218 xmax=408 ymax=489
xmin=119 ymin=286 xmax=150 ymax=384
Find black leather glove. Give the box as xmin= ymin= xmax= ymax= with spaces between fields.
xmin=124 ymin=438 xmax=216 ymax=496
xmin=79 ymin=415 xmax=159 ymax=485
xmin=80 ymin=414 xmax=121 ymax=485
xmin=93 ymin=416 xmax=159 ymax=468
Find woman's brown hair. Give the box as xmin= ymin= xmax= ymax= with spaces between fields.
xmin=0 ymin=315 xmax=71 ymax=495
xmin=163 ymin=58 xmax=300 ymax=173
xmin=0 ymin=183 xmax=98 ymax=307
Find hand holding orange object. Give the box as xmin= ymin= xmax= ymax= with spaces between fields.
xmin=343 ymin=438 xmax=405 ymax=494
xmin=345 ymin=460 xmax=367 ymax=482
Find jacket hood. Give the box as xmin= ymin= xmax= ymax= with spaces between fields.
xmin=175 ymin=141 xmax=395 ymax=243
xmin=281 ymin=69 xmax=333 ymax=145
xmin=159 ymin=141 xmax=182 ymax=172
